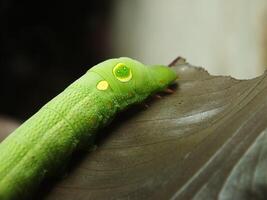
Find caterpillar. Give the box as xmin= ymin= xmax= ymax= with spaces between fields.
xmin=0 ymin=57 xmax=177 ymax=200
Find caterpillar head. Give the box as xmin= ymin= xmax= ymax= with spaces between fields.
xmin=89 ymin=57 xmax=177 ymax=105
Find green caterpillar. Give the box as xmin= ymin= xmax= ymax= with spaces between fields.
xmin=0 ymin=57 xmax=177 ymax=200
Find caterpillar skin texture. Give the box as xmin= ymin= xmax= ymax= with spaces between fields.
xmin=0 ymin=57 xmax=177 ymax=200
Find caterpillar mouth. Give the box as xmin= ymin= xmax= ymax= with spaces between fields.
xmin=150 ymin=65 xmax=177 ymax=91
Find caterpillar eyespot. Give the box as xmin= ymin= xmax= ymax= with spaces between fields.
xmin=112 ymin=63 xmax=132 ymax=82
xmin=0 ymin=57 xmax=177 ymax=200
xmin=97 ymin=80 xmax=109 ymax=91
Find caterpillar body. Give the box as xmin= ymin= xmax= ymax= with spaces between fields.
xmin=0 ymin=57 xmax=177 ymax=200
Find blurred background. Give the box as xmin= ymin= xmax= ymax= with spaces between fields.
xmin=1 ymin=0 xmax=267 ymax=122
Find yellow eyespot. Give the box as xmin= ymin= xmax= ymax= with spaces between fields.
xmin=112 ymin=63 xmax=132 ymax=82
xmin=97 ymin=80 xmax=109 ymax=90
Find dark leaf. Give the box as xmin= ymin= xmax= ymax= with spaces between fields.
xmin=1 ymin=59 xmax=267 ymax=200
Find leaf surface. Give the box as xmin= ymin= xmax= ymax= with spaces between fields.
xmin=1 ymin=59 xmax=267 ymax=200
